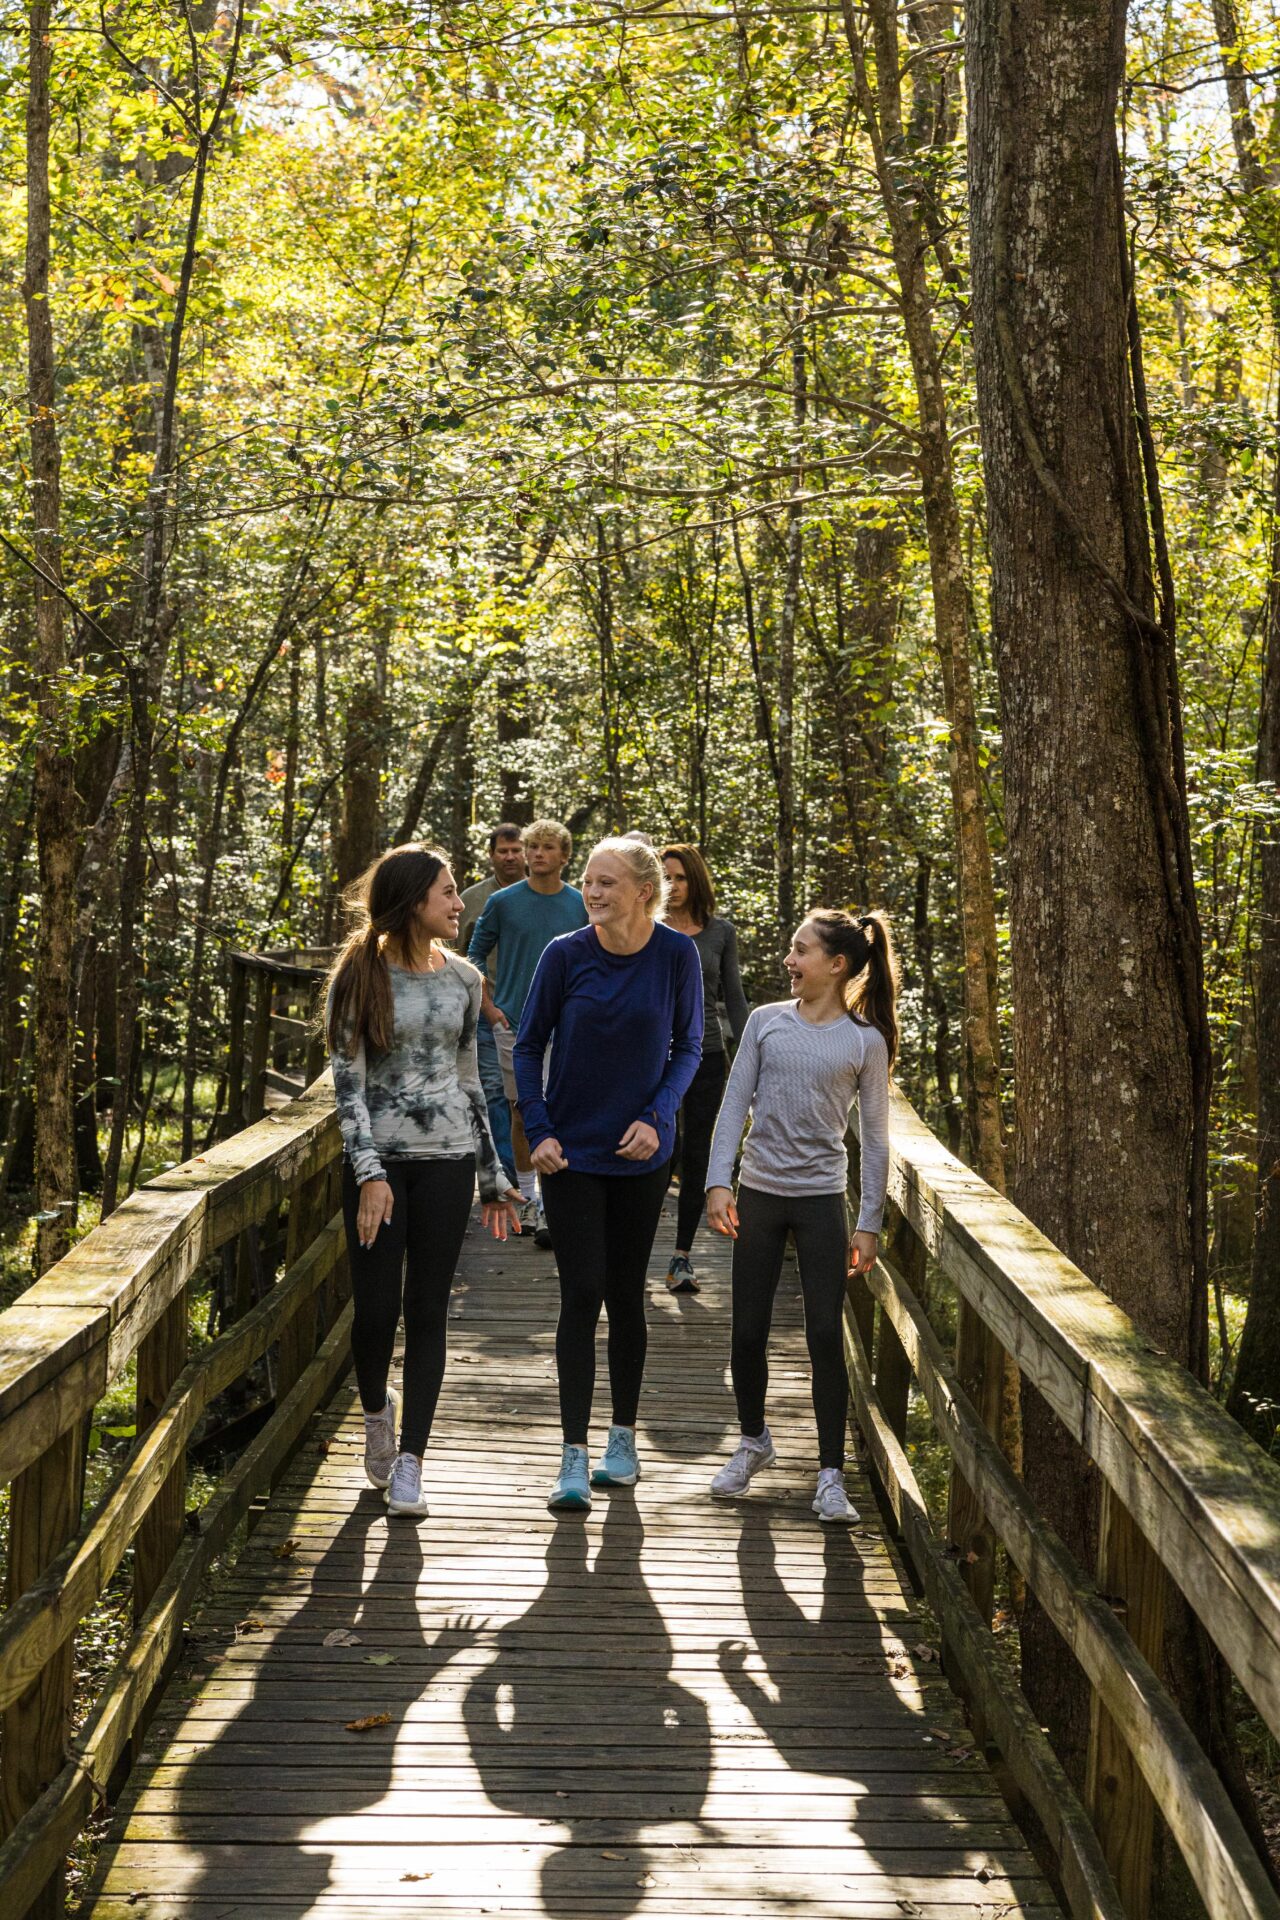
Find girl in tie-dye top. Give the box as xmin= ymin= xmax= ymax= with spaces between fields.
xmin=325 ymin=845 xmax=521 ymax=1518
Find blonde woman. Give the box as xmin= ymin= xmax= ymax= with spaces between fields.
xmin=514 ymin=838 xmax=704 ymax=1510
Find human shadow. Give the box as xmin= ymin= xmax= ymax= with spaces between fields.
xmin=718 ymin=1508 xmax=1017 ymax=1893
xmin=462 ymin=1494 xmax=712 ymax=1918
xmin=162 ymin=1491 xmax=487 ymax=1916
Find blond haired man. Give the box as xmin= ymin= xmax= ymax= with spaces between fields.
xmin=468 ymin=820 xmax=588 ymax=1229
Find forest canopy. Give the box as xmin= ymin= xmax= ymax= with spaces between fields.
xmin=0 ymin=0 xmax=1276 ymax=1447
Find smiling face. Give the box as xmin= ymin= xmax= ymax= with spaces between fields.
xmin=785 ymin=918 xmax=848 ymax=1002
xmin=525 ymin=836 xmax=566 ymax=882
xmin=491 ymin=834 xmax=526 ymax=885
xmin=413 ymin=864 xmax=463 ymax=944
xmin=583 ymin=851 xmax=650 ymax=927
xmin=663 ymin=856 xmax=689 ymax=914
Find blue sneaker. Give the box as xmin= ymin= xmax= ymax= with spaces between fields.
xmin=548 ymin=1444 xmax=592 ymax=1512
xmin=591 ymin=1426 xmax=640 ymax=1488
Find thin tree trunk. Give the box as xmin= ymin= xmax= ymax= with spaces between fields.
xmin=25 ymin=0 xmax=79 ymax=1272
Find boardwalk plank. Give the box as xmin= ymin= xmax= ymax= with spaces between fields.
xmin=83 ymin=1202 xmax=1055 ymax=1919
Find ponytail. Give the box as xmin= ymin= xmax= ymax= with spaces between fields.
xmin=322 ymin=843 xmax=449 ymax=1054
xmin=808 ymin=906 xmax=899 ymax=1069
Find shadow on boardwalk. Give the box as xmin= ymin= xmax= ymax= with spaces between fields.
xmin=462 ymin=1493 xmax=713 ymax=1917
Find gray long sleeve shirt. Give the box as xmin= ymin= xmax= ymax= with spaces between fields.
xmin=705 ymin=1000 xmax=891 ymax=1232
xmin=691 ymin=916 xmax=751 ymax=1053
xmin=329 ymin=951 xmax=505 ymax=1198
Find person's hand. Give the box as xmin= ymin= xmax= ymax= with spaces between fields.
xmin=484 ymin=1003 xmax=510 ymax=1029
xmin=531 ymin=1136 xmax=568 ymax=1176
xmin=707 ymin=1186 xmax=738 ymax=1239
xmin=356 ymin=1177 xmax=394 ymax=1249
xmin=617 ymin=1119 xmax=660 ymax=1162
xmin=482 ymin=1190 xmax=524 ymax=1240
xmin=849 ymin=1230 xmax=878 ymax=1275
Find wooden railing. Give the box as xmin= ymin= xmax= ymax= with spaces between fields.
xmin=225 ymin=947 xmax=333 ymax=1129
xmin=0 ymin=1078 xmax=347 ymax=1920
xmin=847 ymin=1088 xmax=1280 ymax=1920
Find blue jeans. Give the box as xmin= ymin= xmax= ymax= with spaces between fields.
xmin=477 ymin=1020 xmax=516 ymax=1185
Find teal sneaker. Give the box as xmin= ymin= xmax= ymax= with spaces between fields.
xmin=591 ymin=1425 xmax=640 ymax=1488
xmin=548 ymin=1444 xmax=592 ymax=1512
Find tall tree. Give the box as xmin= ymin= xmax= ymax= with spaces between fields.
xmin=25 ymin=0 xmax=79 ymax=1274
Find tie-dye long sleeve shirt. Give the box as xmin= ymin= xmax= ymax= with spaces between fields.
xmin=329 ymin=951 xmax=505 ymax=1199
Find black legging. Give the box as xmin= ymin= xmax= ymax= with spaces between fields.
xmin=673 ymin=1051 xmax=727 ymax=1250
xmin=342 ymin=1156 xmax=475 ymax=1455
xmin=541 ymin=1160 xmax=671 ymax=1441
xmin=730 ymin=1183 xmax=851 ymax=1469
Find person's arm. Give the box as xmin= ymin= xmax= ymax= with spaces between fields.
xmin=718 ymin=922 xmax=751 ymax=1044
xmin=512 ymin=941 xmax=564 ymax=1150
xmin=645 ymin=940 xmax=704 ymax=1133
xmin=853 ymin=1028 xmax=891 ymax=1235
xmin=457 ymin=972 xmax=507 ymax=1202
xmin=327 ymin=993 xmax=385 ymax=1186
xmin=705 ymin=1010 xmax=762 ymax=1192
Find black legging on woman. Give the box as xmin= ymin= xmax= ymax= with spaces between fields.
xmin=541 ymin=1161 xmax=671 ymax=1440
xmin=343 ymin=1156 xmax=474 ymax=1455
xmin=673 ymin=1051 xmax=726 ymax=1249
xmin=730 ymin=1183 xmax=851 ymax=1469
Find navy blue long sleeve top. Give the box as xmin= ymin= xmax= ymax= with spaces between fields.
xmin=513 ymin=922 xmax=704 ymax=1176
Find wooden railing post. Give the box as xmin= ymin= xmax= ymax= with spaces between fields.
xmin=129 ymin=1288 xmax=188 ymax=1760
xmin=226 ymin=954 xmax=247 ymax=1131
xmin=946 ymin=1298 xmax=1004 ymax=1626
xmin=0 ymin=1424 xmax=85 ymax=1918
xmin=276 ymin=1165 xmax=331 ymax=1408
xmin=875 ymin=1212 xmax=921 ymax=1452
xmin=245 ymin=967 xmax=272 ymax=1127
xmin=1085 ymin=1485 xmax=1168 ymax=1919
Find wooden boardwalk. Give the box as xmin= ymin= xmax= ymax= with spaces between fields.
xmin=84 ymin=1199 xmax=1057 ymax=1920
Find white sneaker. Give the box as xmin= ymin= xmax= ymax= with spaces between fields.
xmin=812 ymin=1467 xmax=860 ymax=1524
xmin=711 ymin=1430 xmax=776 ymax=1497
xmin=363 ymin=1388 xmax=400 ymax=1489
xmin=385 ymin=1452 xmax=429 ymax=1516
xmin=516 ymin=1198 xmax=539 ymax=1236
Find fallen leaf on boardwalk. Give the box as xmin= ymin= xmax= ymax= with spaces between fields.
xmin=400 ymin=1872 xmax=432 ymax=1882
xmin=235 ymin=1618 xmax=263 ymax=1636
xmin=273 ymin=1539 xmax=298 ymax=1560
xmin=322 ymin=1628 xmax=361 ymax=1647
xmin=973 ymin=1864 xmax=992 ymax=1882
xmin=947 ymin=1743 xmax=975 ymax=1759
xmin=345 ymin=1713 xmax=391 ymax=1731
xmin=554 ymin=1790 xmax=568 ymax=1797
xmin=913 ymin=1642 xmax=936 ymax=1661
xmin=600 ymin=1850 xmax=625 ymax=1859
xmin=897 ymin=1903 xmax=921 ymax=1916
xmin=364 ymin=1653 xmax=397 ymax=1666
xmin=636 ymin=1875 xmax=656 ymax=1889
xmin=317 ymin=1439 xmax=330 ymax=1454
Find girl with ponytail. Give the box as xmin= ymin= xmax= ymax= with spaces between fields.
xmin=325 ymin=845 xmax=521 ymax=1519
xmin=704 ymin=908 xmax=897 ymax=1523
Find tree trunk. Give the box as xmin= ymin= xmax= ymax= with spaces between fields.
xmin=967 ymin=0 xmax=1218 ymax=1900
xmin=25 ymin=0 xmax=79 ymax=1273
xmin=1227 ymin=392 xmax=1280 ymax=1450
xmin=335 ymin=651 xmax=386 ymax=889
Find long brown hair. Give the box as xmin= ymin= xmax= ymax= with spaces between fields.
xmin=661 ymin=842 xmax=716 ymax=927
xmin=808 ymin=908 xmax=899 ymax=1068
xmin=323 ymin=844 xmax=449 ymax=1054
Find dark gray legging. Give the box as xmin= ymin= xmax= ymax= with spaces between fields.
xmin=730 ymin=1183 xmax=851 ymax=1469
xmin=342 ymin=1155 xmax=475 ymax=1455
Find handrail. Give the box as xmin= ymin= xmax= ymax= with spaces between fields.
xmin=846 ymin=1087 xmax=1280 ymax=1919
xmin=0 ymin=1075 xmax=346 ymax=1918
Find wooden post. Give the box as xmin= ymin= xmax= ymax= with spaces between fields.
xmin=245 ymin=967 xmax=272 ymax=1126
xmin=946 ymin=1297 xmax=1004 ymax=1626
xmin=275 ymin=1166 xmax=330 ymax=1408
xmin=226 ymin=954 xmax=246 ymax=1133
xmin=0 ymin=1424 xmax=85 ymax=1918
xmin=875 ymin=1213 xmax=922 ymax=1451
xmin=1085 ymin=1485 xmax=1167 ymax=1919
xmin=129 ymin=1289 xmax=188 ymax=1760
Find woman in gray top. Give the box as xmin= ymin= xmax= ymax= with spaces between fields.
xmin=326 ymin=845 xmax=521 ymax=1519
xmin=660 ymin=843 xmax=751 ymax=1291
xmin=704 ymin=908 xmax=896 ymax=1524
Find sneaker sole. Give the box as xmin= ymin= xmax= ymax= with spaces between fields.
xmin=711 ymin=1449 xmax=777 ymax=1499
xmin=590 ymin=1465 xmax=640 ymax=1487
xmin=547 ymin=1487 xmax=592 ymax=1511
xmin=386 ymin=1500 xmax=430 ymax=1516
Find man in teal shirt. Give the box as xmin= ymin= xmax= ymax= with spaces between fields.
xmin=468 ymin=819 xmax=588 ymax=1234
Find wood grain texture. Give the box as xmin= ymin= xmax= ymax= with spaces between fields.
xmin=80 ymin=1201 xmax=1051 ymax=1920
